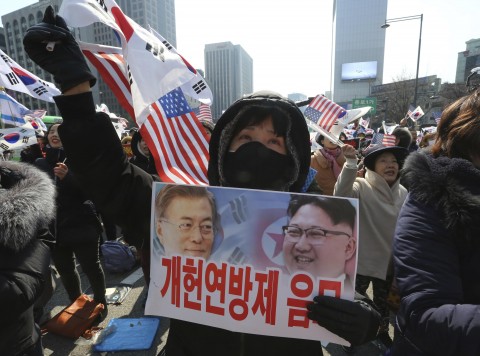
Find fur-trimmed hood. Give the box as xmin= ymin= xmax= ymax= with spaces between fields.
xmin=0 ymin=161 xmax=56 ymax=251
xmin=401 ymin=151 xmax=480 ymax=231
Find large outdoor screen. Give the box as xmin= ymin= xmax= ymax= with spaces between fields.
xmin=341 ymin=61 xmax=377 ymax=81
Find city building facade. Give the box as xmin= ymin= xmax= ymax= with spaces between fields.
xmin=455 ymin=38 xmax=480 ymax=84
xmin=205 ymin=41 xmax=253 ymax=120
xmin=332 ymin=0 xmax=388 ymax=105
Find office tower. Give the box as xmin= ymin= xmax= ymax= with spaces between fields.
xmin=204 ymin=41 xmax=253 ymax=120
xmin=332 ymin=0 xmax=388 ymax=104
xmin=0 ymin=28 xmax=6 ymax=53
xmin=455 ymin=38 xmax=480 ymax=84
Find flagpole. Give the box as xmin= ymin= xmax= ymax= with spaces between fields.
xmin=0 ymin=88 xmax=5 ymax=129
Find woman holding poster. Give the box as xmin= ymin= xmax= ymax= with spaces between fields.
xmin=23 ymin=7 xmax=381 ymax=356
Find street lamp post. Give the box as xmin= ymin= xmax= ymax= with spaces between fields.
xmin=381 ymin=14 xmax=423 ymax=108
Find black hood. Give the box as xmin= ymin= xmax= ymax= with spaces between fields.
xmin=208 ymin=90 xmax=311 ymax=192
xmin=130 ymin=131 xmax=148 ymax=160
xmin=402 ymin=151 xmax=480 ymax=231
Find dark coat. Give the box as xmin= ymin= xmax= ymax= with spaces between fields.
xmin=55 ymin=91 xmax=325 ymax=356
xmin=393 ymin=151 xmax=480 ymax=355
xmin=0 ymin=161 xmax=54 ymax=355
xmin=35 ymin=147 xmax=101 ymax=245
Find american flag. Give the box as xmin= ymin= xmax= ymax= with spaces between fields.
xmin=406 ymin=105 xmax=415 ymax=118
xmin=80 ymin=42 xmax=209 ymax=185
xmin=304 ymin=95 xmax=346 ymax=131
xmin=371 ymin=133 xmax=396 ymax=147
xmin=193 ymin=103 xmax=213 ymax=122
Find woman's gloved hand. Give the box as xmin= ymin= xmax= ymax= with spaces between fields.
xmin=307 ymin=294 xmax=381 ymax=346
xmin=23 ymin=5 xmax=96 ymax=92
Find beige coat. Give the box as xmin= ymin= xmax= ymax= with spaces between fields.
xmin=334 ymin=165 xmax=407 ymax=280
xmin=310 ymin=150 xmax=346 ymax=196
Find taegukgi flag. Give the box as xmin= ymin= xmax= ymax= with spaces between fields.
xmin=0 ymin=49 xmax=60 ymax=102
xmin=59 ymin=0 xmax=196 ymax=124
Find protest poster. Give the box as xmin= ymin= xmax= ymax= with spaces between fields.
xmin=145 ymin=183 xmax=359 ymax=346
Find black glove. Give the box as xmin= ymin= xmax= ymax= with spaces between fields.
xmin=307 ymin=295 xmax=381 ymax=346
xmin=23 ymin=5 xmax=96 ymax=92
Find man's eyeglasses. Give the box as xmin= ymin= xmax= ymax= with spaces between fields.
xmin=160 ymin=219 xmax=214 ymax=237
xmin=282 ymin=225 xmax=351 ymax=245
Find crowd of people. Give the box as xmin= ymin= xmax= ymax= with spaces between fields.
xmin=1 ymin=6 xmax=479 ymax=356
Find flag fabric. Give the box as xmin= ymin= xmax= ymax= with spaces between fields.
xmin=80 ymin=42 xmax=210 ymax=185
xmin=0 ymin=126 xmax=37 ymax=152
xmin=193 ymin=103 xmax=213 ymax=122
xmin=382 ymin=133 xmax=396 ymax=147
xmin=60 ymin=0 xmax=196 ymax=123
xmin=0 ymin=49 xmax=60 ymax=102
xmin=370 ymin=133 xmax=395 ymax=147
xmin=24 ymin=109 xmax=48 ymax=133
xmin=142 ymin=88 xmax=209 ymax=184
xmin=80 ymin=42 xmax=135 ymax=118
xmin=304 ymin=95 xmax=346 ymax=131
xmin=406 ymin=105 xmax=415 ymax=118
xmin=359 ymin=117 xmax=370 ymax=128
xmin=0 ymin=91 xmax=29 ymax=126
xmin=148 ymin=26 xmax=212 ymax=105
xmin=408 ymin=106 xmax=425 ymax=121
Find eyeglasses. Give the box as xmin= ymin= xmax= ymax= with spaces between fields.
xmin=282 ymin=225 xmax=351 ymax=245
xmin=160 ymin=219 xmax=214 ymax=237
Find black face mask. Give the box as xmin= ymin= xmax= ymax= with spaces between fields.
xmin=223 ymin=141 xmax=295 ymax=190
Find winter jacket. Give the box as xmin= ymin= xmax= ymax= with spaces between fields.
xmin=54 ymin=91 xmax=325 ymax=356
xmin=35 ymin=146 xmax=102 ymax=245
xmin=55 ymin=93 xmax=155 ymax=250
xmin=392 ymin=151 xmax=480 ymax=355
xmin=0 ymin=161 xmax=54 ymax=356
xmin=334 ymin=164 xmax=407 ymax=280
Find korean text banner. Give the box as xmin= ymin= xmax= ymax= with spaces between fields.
xmin=146 ymin=183 xmax=359 ymax=345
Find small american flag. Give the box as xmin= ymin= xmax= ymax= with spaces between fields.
xmin=382 ymin=133 xmax=396 ymax=146
xmin=406 ymin=105 xmax=415 ymax=118
xmin=193 ymin=103 xmax=213 ymax=122
xmin=371 ymin=133 xmax=396 ymax=147
xmin=304 ymin=95 xmax=346 ymax=131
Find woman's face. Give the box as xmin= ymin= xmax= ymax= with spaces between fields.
xmin=373 ymin=152 xmax=399 ymax=186
xmin=47 ymin=124 xmax=62 ymax=148
xmin=228 ymin=116 xmax=287 ymax=155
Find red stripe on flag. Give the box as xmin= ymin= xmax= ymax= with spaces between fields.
xmin=99 ymin=52 xmax=131 ymax=89
xmin=149 ymin=103 xmax=208 ymax=184
xmin=111 ymin=7 xmax=134 ymax=41
xmin=83 ymin=50 xmax=135 ymax=118
xmin=382 ymin=134 xmax=396 ymax=147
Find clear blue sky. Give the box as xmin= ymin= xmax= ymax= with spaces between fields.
xmin=2 ymin=0 xmax=478 ymax=97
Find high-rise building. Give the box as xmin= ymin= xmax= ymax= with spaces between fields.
xmin=1 ymin=0 xmax=177 ymax=121
xmin=455 ymin=38 xmax=480 ymax=84
xmin=204 ymin=41 xmax=253 ymax=120
xmin=0 ymin=27 xmax=6 ymax=53
xmin=331 ymin=0 xmax=388 ymax=105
